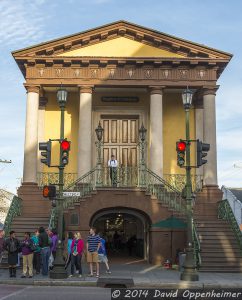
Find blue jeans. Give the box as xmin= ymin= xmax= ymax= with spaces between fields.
xmin=41 ymin=247 xmax=49 ymax=275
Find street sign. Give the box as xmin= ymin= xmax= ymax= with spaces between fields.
xmin=63 ymin=192 xmax=80 ymax=197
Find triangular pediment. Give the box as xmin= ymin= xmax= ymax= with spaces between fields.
xmin=58 ymin=36 xmax=185 ymax=58
xmin=12 ymin=20 xmax=232 ymax=60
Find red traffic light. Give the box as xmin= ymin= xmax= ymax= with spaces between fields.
xmin=43 ymin=185 xmax=56 ymax=198
xmin=43 ymin=186 xmax=50 ymax=198
xmin=177 ymin=141 xmax=186 ymax=152
xmin=61 ymin=140 xmax=70 ymax=151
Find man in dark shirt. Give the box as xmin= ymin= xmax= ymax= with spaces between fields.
xmin=38 ymin=227 xmax=50 ymax=275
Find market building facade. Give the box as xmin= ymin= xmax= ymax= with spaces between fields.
xmin=11 ymin=21 xmax=232 ymax=265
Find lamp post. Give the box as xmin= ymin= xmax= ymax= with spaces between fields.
xmin=49 ymin=86 xmax=68 ymax=279
xmin=95 ymin=121 xmax=104 ymax=186
xmin=138 ymin=123 xmax=147 ymax=187
xmin=180 ymin=87 xmax=199 ymax=281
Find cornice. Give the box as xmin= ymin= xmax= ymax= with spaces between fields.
xmin=12 ymin=21 xmax=232 ymax=60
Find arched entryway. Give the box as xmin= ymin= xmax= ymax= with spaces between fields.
xmin=90 ymin=208 xmax=151 ymax=261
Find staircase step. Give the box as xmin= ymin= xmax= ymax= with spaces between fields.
xmin=199 ymin=268 xmax=242 ymax=273
xmin=201 ymin=249 xmax=242 ymax=254
xmin=201 ymin=257 xmax=242 ymax=262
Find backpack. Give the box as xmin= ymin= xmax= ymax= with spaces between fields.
xmin=9 ymin=239 xmax=17 ymax=253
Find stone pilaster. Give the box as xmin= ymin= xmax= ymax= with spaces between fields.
xmin=77 ymin=86 xmax=93 ymax=177
xmin=149 ymin=86 xmax=164 ymax=178
xmin=203 ymin=86 xmax=219 ymax=186
xmin=23 ymin=84 xmax=40 ymax=183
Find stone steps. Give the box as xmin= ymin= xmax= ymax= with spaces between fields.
xmin=196 ymin=217 xmax=242 ymax=273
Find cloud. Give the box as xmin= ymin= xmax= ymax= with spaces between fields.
xmin=0 ymin=0 xmax=51 ymax=48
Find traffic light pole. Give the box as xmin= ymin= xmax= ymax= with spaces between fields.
xmin=49 ymin=103 xmax=67 ymax=279
xmin=180 ymin=107 xmax=199 ymax=281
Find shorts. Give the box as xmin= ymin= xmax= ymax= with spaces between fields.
xmin=98 ymin=254 xmax=108 ymax=263
xmin=87 ymin=251 xmax=98 ymax=263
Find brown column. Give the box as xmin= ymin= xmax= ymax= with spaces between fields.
xmin=77 ymin=86 xmax=93 ymax=177
xmin=23 ymin=85 xmax=40 ymax=183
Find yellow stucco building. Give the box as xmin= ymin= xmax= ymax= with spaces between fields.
xmin=10 ymin=21 xmax=233 ymax=268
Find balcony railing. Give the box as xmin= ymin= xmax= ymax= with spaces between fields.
xmin=37 ymin=170 xmax=203 ymax=192
xmin=37 ymin=172 xmax=78 ymax=189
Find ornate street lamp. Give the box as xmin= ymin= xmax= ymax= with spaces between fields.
xmin=49 ymin=86 xmax=68 ymax=279
xmin=180 ymin=87 xmax=199 ymax=281
xmin=95 ymin=121 xmax=104 ymax=142
xmin=139 ymin=123 xmax=147 ymax=142
xmin=138 ymin=123 xmax=147 ymax=187
xmin=95 ymin=122 xmax=104 ymax=186
xmin=182 ymin=87 xmax=193 ymax=110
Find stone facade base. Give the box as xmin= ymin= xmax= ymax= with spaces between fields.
xmin=194 ymin=185 xmax=223 ymax=219
xmin=17 ymin=182 xmax=51 ymax=217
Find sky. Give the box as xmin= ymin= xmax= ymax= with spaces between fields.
xmin=0 ymin=0 xmax=242 ymax=194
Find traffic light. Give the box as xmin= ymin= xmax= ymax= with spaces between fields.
xmin=39 ymin=140 xmax=52 ymax=166
xmin=60 ymin=139 xmax=71 ymax=167
xmin=43 ymin=185 xmax=56 ymax=198
xmin=197 ymin=140 xmax=210 ymax=167
xmin=176 ymin=140 xmax=186 ymax=167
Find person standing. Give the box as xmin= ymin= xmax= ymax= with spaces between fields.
xmin=65 ymin=232 xmax=74 ymax=270
xmin=86 ymin=227 xmax=101 ymax=278
xmin=38 ymin=226 xmax=50 ymax=276
xmin=0 ymin=229 xmax=5 ymax=262
xmin=69 ymin=232 xmax=84 ymax=278
xmin=4 ymin=231 xmax=20 ymax=278
xmin=31 ymin=230 xmax=41 ymax=274
xmin=98 ymin=234 xmax=111 ymax=274
xmin=50 ymin=229 xmax=58 ymax=260
xmin=108 ymin=155 xmax=118 ymax=186
xmin=21 ymin=232 xmax=34 ymax=278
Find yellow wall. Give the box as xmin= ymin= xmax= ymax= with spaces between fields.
xmin=163 ymin=93 xmax=196 ymax=175
xmin=59 ymin=37 xmax=184 ymax=58
xmin=43 ymin=92 xmax=79 ymax=173
xmin=42 ymin=91 xmax=196 ymax=176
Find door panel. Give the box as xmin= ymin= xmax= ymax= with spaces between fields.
xmin=101 ymin=117 xmax=139 ymax=167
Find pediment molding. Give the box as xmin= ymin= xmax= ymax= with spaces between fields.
xmin=12 ymin=21 xmax=232 ymax=79
xmin=13 ymin=21 xmax=232 ymax=59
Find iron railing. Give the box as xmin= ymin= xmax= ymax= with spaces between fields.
xmin=218 ymin=199 xmax=242 ymax=251
xmin=164 ymin=174 xmax=203 ymax=193
xmin=61 ymin=167 xmax=187 ymax=215
xmin=37 ymin=170 xmax=203 ymax=192
xmin=144 ymin=168 xmax=186 ymax=214
xmin=221 ymin=186 xmax=242 ymax=227
xmin=62 ymin=168 xmax=97 ymax=209
xmin=193 ymin=222 xmax=202 ymax=268
xmin=3 ymin=196 xmax=22 ymax=236
xmin=37 ymin=172 xmax=77 ymax=189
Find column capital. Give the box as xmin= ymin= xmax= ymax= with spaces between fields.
xmin=24 ymin=84 xmax=40 ymax=94
xmin=202 ymin=85 xmax=219 ymax=96
xmin=149 ymin=86 xmax=165 ymax=95
xmin=78 ymin=85 xmax=94 ymax=94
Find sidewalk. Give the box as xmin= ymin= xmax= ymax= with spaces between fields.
xmin=1 ymin=261 xmax=242 ymax=288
